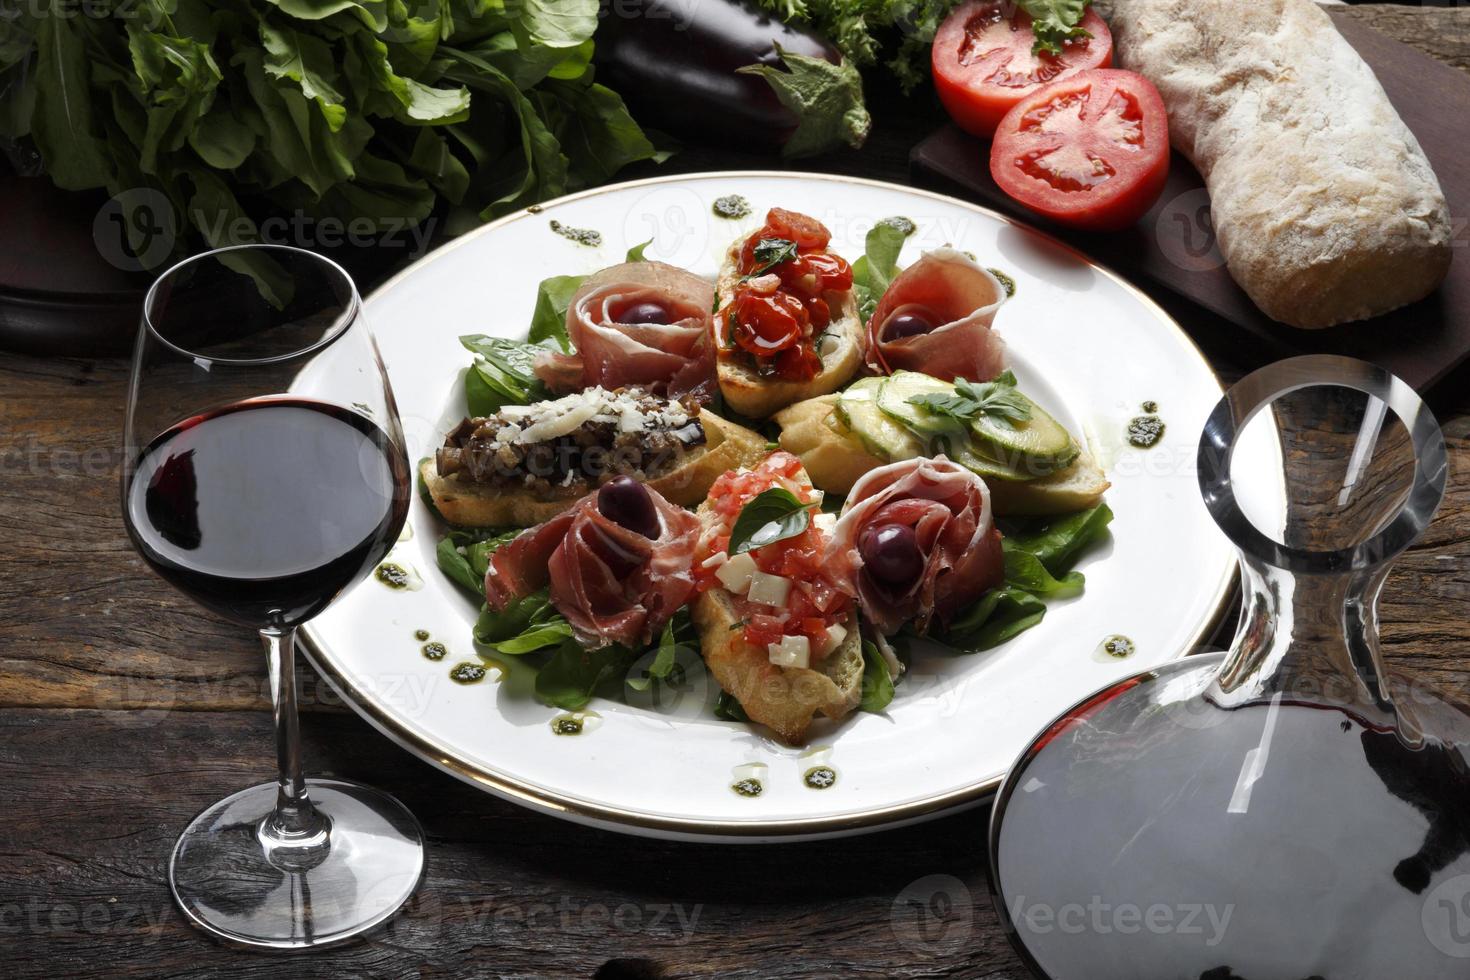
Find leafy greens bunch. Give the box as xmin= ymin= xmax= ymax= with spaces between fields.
xmin=0 ymin=0 xmax=663 ymax=268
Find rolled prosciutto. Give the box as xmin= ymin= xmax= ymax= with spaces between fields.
xmin=865 ymin=248 xmax=1008 ymax=382
xmin=534 ymin=260 xmax=717 ymax=402
xmin=483 ymin=477 xmax=701 ymax=648
xmin=828 ymin=457 xmax=1003 ymax=636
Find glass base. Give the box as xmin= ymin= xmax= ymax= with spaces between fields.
xmin=169 ymin=778 xmax=425 ymax=949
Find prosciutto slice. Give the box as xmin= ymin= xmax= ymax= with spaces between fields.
xmin=828 ymin=457 xmax=1003 ymax=636
xmin=483 ymin=484 xmax=701 ymax=648
xmin=865 ymin=248 xmax=1008 ymax=382
xmin=534 ymin=260 xmax=717 ymax=402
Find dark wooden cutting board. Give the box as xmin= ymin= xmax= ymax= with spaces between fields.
xmin=909 ymin=8 xmax=1468 ymax=392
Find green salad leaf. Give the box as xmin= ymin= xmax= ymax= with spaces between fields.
xmin=459 ymin=334 xmax=552 ymax=416
xmin=473 ymin=588 xmax=573 ymax=653
xmin=436 ymin=527 xmax=519 ymax=597
xmin=6 ymin=0 xmax=663 ymax=274
xmin=860 ymin=639 xmax=896 ymax=713
xmin=625 ymin=609 xmax=696 ymax=692
xmin=939 ymin=503 xmax=1113 ymax=651
xmin=729 ymin=487 xmax=816 ymax=555
xmin=536 ymin=641 xmax=639 ymax=711
xmin=1017 ymin=0 xmax=1094 ymax=56
xmin=850 ymin=217 xmax=908 ymax=323
xmin=714 ymin=689 xmax=751 ymax=723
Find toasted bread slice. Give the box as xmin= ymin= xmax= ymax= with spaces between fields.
xmin=691 ymin=461 xmax=864 ymax=744
xmin=694 ymin=587 xmax=863 ymax=745
xmin=423 ymin=408 xmax=767 ymax=528
xmin=773 ymin=394 xmax=885 ymax=497
xmin=714 ymin=240 xmax=863 ymax=418
xmin=986 ymin=447 xmax=1110 ymax=516
xmin=775 ymin=395 xmax=1110 ymax=515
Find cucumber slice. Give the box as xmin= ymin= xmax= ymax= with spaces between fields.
xmin=970 ymin=395 xmax=1079 ymax=475
xmin=876 ymin=371 xmax=962 ymax=437
xmin=837 ymin=378 xmax=923 ymax=461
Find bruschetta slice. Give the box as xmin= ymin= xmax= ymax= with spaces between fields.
xmin=714 ymin=209 xmax=863 ymax=418
xmin=691 ymin=451 xmax=863 ymax=744
xmin=424 ymin=388 xmax=767 ymax=528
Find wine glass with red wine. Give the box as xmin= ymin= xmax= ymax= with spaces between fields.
xmin=121 ymin=245 xmax=423 ymax=949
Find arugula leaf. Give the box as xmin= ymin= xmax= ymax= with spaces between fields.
xmin=728 ymin=487 xmax=815 ymax=555
xmin=860 ymin=639 xmax=895 ymax=713
xmin=852 ymin=218 xmax=911 ymax=323
xmin=29 ymin=15 xmax=112 ymax=190
xmin=459 ymin=334 xmax=551 ymax=416
xmin=1017 ymin=0 xmax=1094 ymax=57
xmin=736 ymin=43 xmax=870 ymax=159
xmin=999 ymin=503 xmax=1114 ymax=576
xmin=527 ymin=273 xmax=586 ymax=351
xmin=908 ymin=371 xmax=1033 ymax=429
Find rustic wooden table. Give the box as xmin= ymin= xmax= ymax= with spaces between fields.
xmin=3 ymin=6 xmax=1468 ymax=978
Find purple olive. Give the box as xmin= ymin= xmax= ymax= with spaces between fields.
xmin=597 ymin=476 xmax=660 ymax=539
xmin=883 ymin=308 xmax=938 ymax=341
xmin=859 ymin=523 xmax=924 ymax=587
xmin=619 ymin=301 xmax=673 ymax=325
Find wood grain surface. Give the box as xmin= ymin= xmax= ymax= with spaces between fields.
xmin=3 ymin=7 xmax=1469 ymax=979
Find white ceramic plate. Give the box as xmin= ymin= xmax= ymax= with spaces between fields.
xmin=296 ymin=172 xmax=1268 ymax=842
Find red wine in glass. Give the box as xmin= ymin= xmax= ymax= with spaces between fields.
xmin=125 ymin=398 xmax=409 ymax=628
xmin=121 ymin=245 xmax=424 ymax=949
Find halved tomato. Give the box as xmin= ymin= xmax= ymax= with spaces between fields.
xmin=989 ymin=68 xmax=1170 ymax=232
xmin=932 ymin=0 xmax=1113 ymax=138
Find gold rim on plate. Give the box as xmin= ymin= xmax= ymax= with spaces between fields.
xmin=299 ymin=170 xmax=1238 ymax=841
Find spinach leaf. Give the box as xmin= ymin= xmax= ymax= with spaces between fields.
xmin=536 ymin=641 xmax=639 ymax=711
xmin=945 ymin=588 xmax=1049 ymax=651
xmin=459 ymin=334 xmax=551 ymax=415
xmin=527 ymin=273 xmax=586 ymax=351
xmin=714 ymin=690 xmax=751 ymax=723
xmin=728 ymin=487 xmax=814 ymax=555
xmin=860 ymin=639 xmax=895 ymax=713
xmin=435 ymin=527 xmax=518 ymax=598
xmin=852 ymin=219 xmax=909 ymax=323
xmin=1000 ymin=503 xmax=1113 ymax=576
xmin=1003 ymin=546 xmax=1084 ymax=599
xmin=473 ymin=588 xmax=571 ymax=653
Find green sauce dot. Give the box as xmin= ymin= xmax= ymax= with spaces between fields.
xmin=376 ymin=563 xmax=409 ymax=588
xmin=414 ymin=629 xmax=430 ymax=641
xmin=731 ymin=778 xmax=763 ymax=798
xmin=450 ymin=662 xmax=487 ymax=684
xmin=552 ymin=715 xmax=584 ymax=736
xmin=804 ymin=766 xmax=837 ymax=790
xmin=1126 ymin=415 xmax=1166 ymax=449
xmin=712 ymin=194 xmax=752 ymax=219
xmin=422 ymin=642 xmax=447 ymax=661
xmin=1101 ymin=635 xmax=1135 ymax=659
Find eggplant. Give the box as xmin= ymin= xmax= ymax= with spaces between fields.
xmin=594 ymin=0 xmax=868 ymax=157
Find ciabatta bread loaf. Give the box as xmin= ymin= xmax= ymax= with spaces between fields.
xmin=1109 ymin=0 xmax=1452 ymax=328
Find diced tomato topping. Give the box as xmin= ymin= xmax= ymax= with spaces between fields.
xmin=696 ymin=452 xmax=851 ymax=654
xmin=726 ymin=209 xmax=849 ymax=383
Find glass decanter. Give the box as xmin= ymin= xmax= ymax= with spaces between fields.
xmin=989 ymin=355 xmax=1470 ymax=978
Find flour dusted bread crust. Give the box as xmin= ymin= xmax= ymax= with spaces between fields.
xmin=1109 ymin=0 xmax=1452 ymax=328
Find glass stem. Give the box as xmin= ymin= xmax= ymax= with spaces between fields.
xmin=261 ymin=627 xmax=325 ymax=843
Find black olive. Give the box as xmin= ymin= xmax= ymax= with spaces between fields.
xmin=597 ymin=476 xmax=660 ymax=539
xmin=884 ymin=309 xmax=938 ymax=341
xmin=619 ymin=301 xmax=673 ymax=325
xmin=859 ymin=523 xmax=924 ymax=587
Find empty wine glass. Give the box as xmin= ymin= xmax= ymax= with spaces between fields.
xmin=121 ymin=245 xmax=424 ymax=948
xmin=989 ymin=355 xmax=1470 ymax=978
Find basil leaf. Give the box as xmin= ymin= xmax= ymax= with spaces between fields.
xmin=860 ymin=639 xmax=895 ymax=713
xmin=1000 ymin=503 xmax=1113 ymax=576
xmin=728 ymin=487 xmax=814 ymax=555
